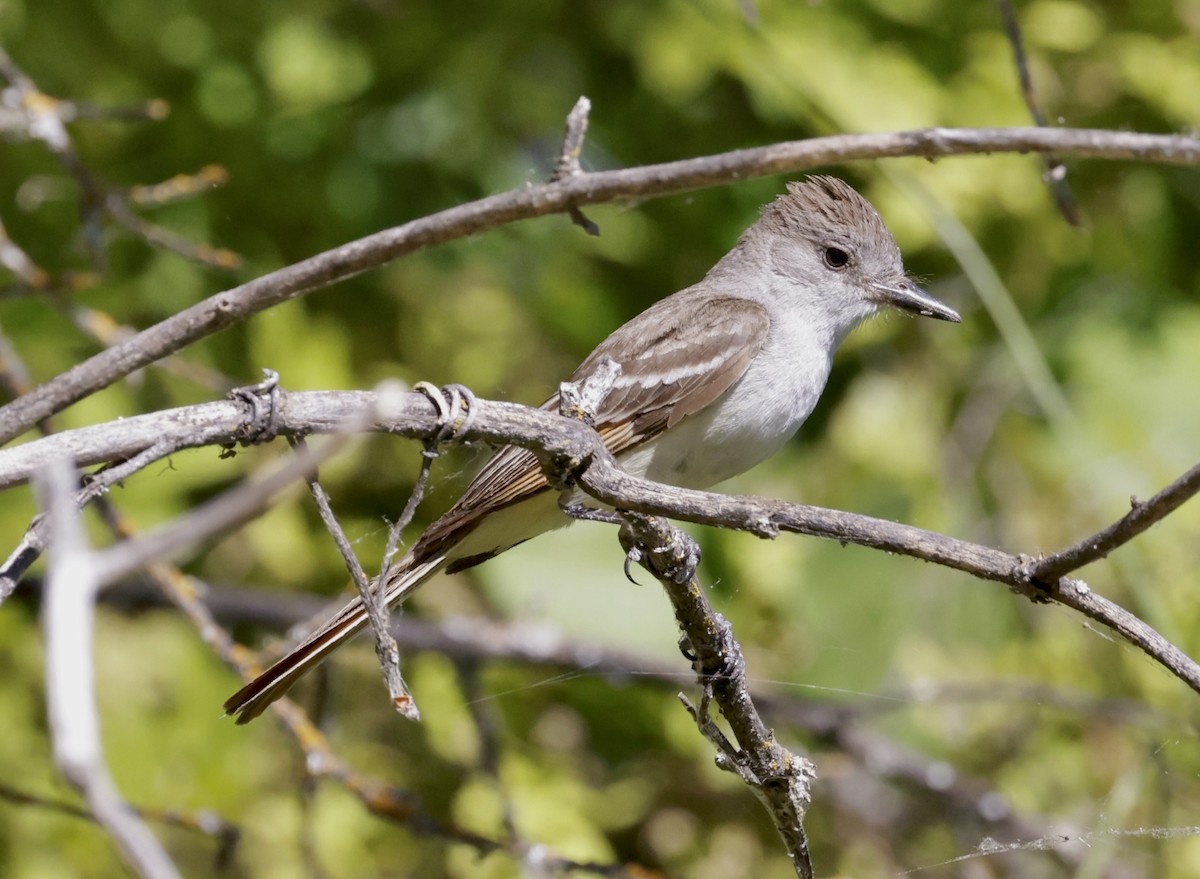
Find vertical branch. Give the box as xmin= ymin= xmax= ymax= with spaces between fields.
xmin=996 ymin=0 xmax=1080 ymax=224
xmin=38 ymin=458 xmax=183 ymax=879
xmin=293 ymin=431 xmax=420 ymax=721
xmin=619 ymin=513 xmax=816 ymax=879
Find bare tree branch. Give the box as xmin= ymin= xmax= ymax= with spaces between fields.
xmin=996 ymin=0 xmax=1080 ymax=224
xmin=290 ymin=382 xmax=428 ymax=721
xmin=4 ymin=386 xmax=1199 ymax=696
xmin=0 ymin=782 xmax=240 ymax=869
xmin=0 ymin=44 xmax=237 ymax=273
xmin=1029 ymin=460 xmax=1200 ymax=582
xmin=37 ymin=459 xmax=183 ymax=879
xmin=550 ymin=95 xmax=600 ymax=235
xmin=53 ymin=575 xmax=1153 ymax=877
xmin=2 ymin=124 xmax=1199 ymax=445
xmin=72 ymin=491 xmax=665 ymax=878
xmin=621 ymin=513 xmax=816 ymax=878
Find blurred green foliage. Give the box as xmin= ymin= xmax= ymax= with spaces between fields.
xmin=1 ymin=0 xmax=1199 ymax=876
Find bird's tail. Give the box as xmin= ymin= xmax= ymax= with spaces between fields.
xmin=222 ymin=552 xmax=446 ymax=724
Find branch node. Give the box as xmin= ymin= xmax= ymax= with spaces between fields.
xmin=544 ymin=358 xmax=623 ymax=491
xmin=550 ymin=96 xmax=591 ymax=182
xmin=559 ymin=500 xmax=622 ymax=527
xmin=550 ymin=96 xmax=600 ymax=236
xmin=1012 ymin=553 xmax=1054 ymax=603
xmin=618 ymin=514 xmax=702 ymax=586
xmin=751 ymin=515 xmax=781 ymax=539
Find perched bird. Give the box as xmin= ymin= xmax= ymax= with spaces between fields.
xmin=225 ymin=176 xmax=959 ymax=722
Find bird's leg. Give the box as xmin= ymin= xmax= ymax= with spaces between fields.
xmin=558 ymin=500 xmax=623 ymax=526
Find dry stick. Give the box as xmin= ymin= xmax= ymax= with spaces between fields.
xmin=0 ymin=782 xmax=240 ymax=869
xmin=82 ymin=484 xmax=653 ymax=878
xmin=79 ymin=576 xmax=1143 ymax=877
xmin=293 ymin=439 xmax=418 ymax=718
xmin=0 ymin=44 xmax=120 ymax=268
xmin=61 ymin=302 xmax=235 ymax=394
xmin=620 ymin=513 xmax=815 ymax=879
xmin=0 ymin=393 xmax=375 ymax=489
xmin=550 ymin=95 xmax=600 ymax=236
xmin=86 ymin=405 xmax=368 ymax=585
xmin=0 ymin=341 xmax=245 ymax=601
xmin=3 ymin=124 xmax=1200 ymax=445
xmin=1 ymin=437 xmax=187 ymax=597
xmin=37 ymin=459 xmax=183 ymax=879
xmin=84 ymin=399 xmax=1187 ymax=879
xmin=1029 ymin=460 xmax=1200 ymax=582
xmin=291 ymin=403 xmax=421 ymax=721
xmin=3 ymin=387 xmax=1199 ymax=694
xmin=996 ymin=0 xmax=1080 ymax=225
xmin=0 ymin=45 xmax=238 ymax=273
xmin=0 ymin=214 xmax=49 ymax=287
xmin=102 ymin=191 xmax=241 ymax=270
xmin=81 ymin=515 xmax=543 ymax=875
xmin=579 ymin=454 xmax=1200 ymax=695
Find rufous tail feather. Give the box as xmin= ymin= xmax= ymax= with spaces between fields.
xmin=223 ymin=554 xmax=445 ymax=724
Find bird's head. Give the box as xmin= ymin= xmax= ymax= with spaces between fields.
xmin=754 ymin=176 xmax=961 ymax=330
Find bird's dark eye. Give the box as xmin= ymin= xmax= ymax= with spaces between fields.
xmin=823 ymin=247 xmax=850 ymax=269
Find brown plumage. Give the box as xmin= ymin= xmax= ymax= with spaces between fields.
xmin=223 ymin=176 xmax=958 ymax=723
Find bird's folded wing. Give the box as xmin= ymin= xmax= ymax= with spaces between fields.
xmin=411 ymin=294 xmax=770 ymax=559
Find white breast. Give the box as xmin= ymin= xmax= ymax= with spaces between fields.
xmin=619 ymin=302 xmax=836 ymax=490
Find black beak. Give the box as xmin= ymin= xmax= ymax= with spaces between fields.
xmin=871 ymin=280 xmax=961 ymax=323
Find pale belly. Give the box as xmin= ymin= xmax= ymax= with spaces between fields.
xmin=451 ymin=325 xmax=834 ymax=564
xmin=619 ymin=342 xmax=832 ymax=490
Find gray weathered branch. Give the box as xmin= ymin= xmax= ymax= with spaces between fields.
xmin=2 ymin=125 xmax=1199 ymax=445
xmin=3 ymin=386 xmax=1198 ymax=696
xmin=620 ymin=513 xmax=816 ymax=878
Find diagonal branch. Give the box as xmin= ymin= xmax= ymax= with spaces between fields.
xmin=1029 ymin=460 xmax=1200 ymax=582
xmin=2 ymin=125 xmax=1200 ymax=444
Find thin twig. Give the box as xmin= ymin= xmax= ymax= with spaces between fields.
xmin=91 ymin=426 xmax=357 ymax=584
xmin=126 ymin=165 xmax=229 ymax=207
xmin=551 ymin=96 xmax=591 ymax=181
xmin=61 ymin=575 xmax=1149 ymax=876
xmin=292 ymin=425 xmax=419 ymax=721
xmin=550 ymin=96 xmax=599 ymax=235
xmin=0 ymin=44 xmax=237 ymax=273
xmin=0 ymin=437 xmax=182 ymax=593
xmin=103 ymin=192 xmax=241 ymax=270
xmin=0 ymin=214 xmax=49 ymax=288
xmin=996 ymin=0 xmax=1080 ymax=224
xmin=1029 ymin=460 xmax=1200 ymax=582
xmin=0 ymin=782 xmax=240 ymax=868
xmin=81 ymin=501 xmax=655 ymax=878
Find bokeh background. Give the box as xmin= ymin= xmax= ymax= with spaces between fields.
xmin=1 ymin=0 xmax=1199 ymax=876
